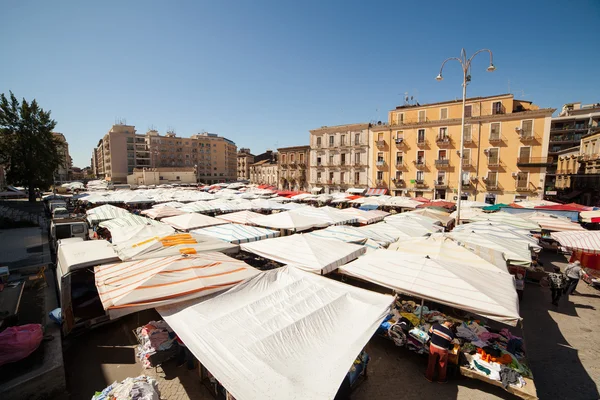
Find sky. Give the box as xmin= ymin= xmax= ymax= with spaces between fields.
xmin=1 ymin=0 xmax=599 ymax=167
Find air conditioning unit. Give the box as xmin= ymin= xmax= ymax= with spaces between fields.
xmin=511 ymin=172 xmax=518 ymax=177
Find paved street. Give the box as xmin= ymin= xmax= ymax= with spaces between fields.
xmin=63 ymin=251 xmax=600 ymax=400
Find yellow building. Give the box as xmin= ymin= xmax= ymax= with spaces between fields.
xmin=370 ymin=94 xmax=555 ymax=204
xmin=555 ymin=147 xmax=580 ymax=190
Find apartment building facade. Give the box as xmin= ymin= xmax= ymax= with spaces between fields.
xmin=278 ymin=145 xmax=310 ymax=191
xmin=555 ymin=147 xmax=580 ymax=191
xmin=53 ymin=132 xmax=72 ymax=183
xmin=237 ymin=148 xmax=255 ymax=180
xmin=309 ymin=123 xmax=371 ymax=194
xmin=370 ymin=94 xmax=554 ymax=204
xmin=249 ymin=160 xmax=278 ymax=186
xmin=91 ymin=124 xmax=237 ymax=184
xmin=546 ymin=102 xmax=600 ymax=194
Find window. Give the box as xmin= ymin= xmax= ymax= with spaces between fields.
xmin=377 ymin=132 xmax=384 ymax=141
xmin=290 ymin=153 xmax=295 ymax=163
xmin=354 ymin=133 xmax=360 ymax=144
xmin=340 ymin=172 xmax=345 ymax=183
xmin=418 ymin=110 xmax=426 ymax=122
xmin=519 ymin=147 xmax=531 ymax=163
xmin=354 ymin=153 xmax=361 ymax=164
xmin=317 ymin=171 xmax=322 ymax=182
xmin=340 ymin=135 xmax=346 ymax=146
xmin=438 ymin=150 xmax=447 ymax=160
xmin=329 ymin=154 xmax=334 ymax=165
xmin=396 ymin=130 xmax=404 ymax=141
xmin=516 ymin=172 xmax=529 ymax=188
xmin=396 ymin=152 xmax=403 ymax=165
xmin=486 ymin=171 xmax=498 ymax=185
xmin=436 ymin=171 xmax=446 ymax=184
xmin=395 ymin=170 xmax=403 ymax=180
xmin=463 ymin=125 xmax=472 ymax=142
xmin=521 ymin=120 xmax=533 ymax=137
xmin=461 ymin=172 xmax=470 ymax=185
xmin=316 ymin=156 xmax=322 ymax=166
xmin=416 ymin=171 xmax=424 ymax=181
xmin=377 ymin=171 xmax=383 ymax=180
xmin=490 ymin=123 xmax=501 ymax=141
xmin=377 ymin=152 xmax=384 ymax=162
xmin=492 ymin=101 xmax=504 ymax=115
xmin=329 ymin=172 xmax=334 ymax=182
xmin=329 ymin=136 xmax=335 ymax=146
xmin=440 ymin=108 xmax=448 ymax=120
xmin=299 ymin=153 xmax=304 ymax=163
xmin=397 ymin=113 xmax=404 ymax=124
xmin=417 ymin=129 xmax=426 ymax=143
xmin=316 ymin=137 xmax=322 ymax=147
xmin=341 ymin=153 xmax=346 ymax=165
xmin=354 ymin=171 xmax=360 ymax=183
xmin=417 ymin=150 xmax=425 ymax=164
xmin=438 ymin=127 xmax=448 ymax=140
xmin=462 ymin=148 xmax=471 ymax=166
xmin=464 ymin=105 xmax=472 ymax=118
xmin=488 ymin=148 xmax=500 ymax=164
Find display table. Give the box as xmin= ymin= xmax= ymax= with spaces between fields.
xmin=460 ymin=366 xmax=538 ymax=400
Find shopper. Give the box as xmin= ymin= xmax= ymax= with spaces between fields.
xmin=425 ymin=319 xmax=455 ymax=383
xmin=564 ymin=260 xmax=583 ymax=295
xmin=548 ymin=270 xmax=567 ymax=306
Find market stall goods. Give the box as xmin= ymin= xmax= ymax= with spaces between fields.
xmin=0 ymin=324 xmax=43 ymax=366
xmin=92 ymin=375 xmax=159 ymax=400
xmin=135 ymin=320 xmax=177 ymax=369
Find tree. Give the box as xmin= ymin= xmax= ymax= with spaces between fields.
xmin=0 ymin=92 xmax=62 ymax=202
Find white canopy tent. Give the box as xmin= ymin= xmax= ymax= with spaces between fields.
xmin=192 ymin=224 xmax=280 ymax=244
xmin=109 ymin=224 xmax=176 ymax=245
xmin=95 ymin=253 xmax=260 ymax=319
xmin=384 ymin=215 xmax=443 ymax=237
xmin=86 ymin=204 xmax=130 ymax=224
xmin=98 ymin=214 xmax=162 ymax=230
xmin=452 ymin=221 xmax=541 ymax=252
xmin=388 ymin=234 xmax=509 ymax=274
xmin=249 ymin=211 xmax=325 ymax=232
xmin=142 ymin=206 xmax=187 ymax=220
xmin=447 ymin=231 xmax=532 ymax=266
xmin=383 ymin=197 xmax=422 ymax=209
xmin=550 ymin=231 xmax=600 ymax=253
xmin=291 ymin=206 xmax=358 ymax=225
xmin=357 ymin=222 xmax=413 ymax=246
xmin=469 ymin=211 xmax=541 ymax=231
xmin=179 ymin=201 xmax=219 ymax=214
xmin=519 ymin=212 xmax=586 ymax=232
xmin=158 ymin=267 xmax=393 ymax=400
xmin=215 ymin=210 xmax=264 ymax=225
xmin=306 ymin=225 xmax=370 ymax=245
xmin=339 ymin=250 xmax=521 ymax=326
xmin=152 ymin=201 xmax=186 ymax=209
xmin=580 ymin=210 xmax=600 ymax=223
xmin=405 ymin=208 xmax=452 ymax=225
xmin=338 ymin=208 xmax=385 ymax=225
xmin=240 ymin=234 xmax=366 ymax=274
xmin=162 ymin=213 xmax=227 ymax=231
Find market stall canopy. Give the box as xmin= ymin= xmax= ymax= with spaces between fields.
xmin=83 ymin=194 xmax=124 ymax=204
xmin=249 ymin=211 xmax=324 ymax=232
xmin=152 ymin=201 xmax=186 ymax=209
xmin=179 ymin=201 xmax=219 ymax=214
xmin=346 ymin=187 xmax=366 ymax=194
xmin=57 ymin=240 xmax=119 ymax=276
xmin=339 ymin=250 xmax=521 ymax=326
xmin=109 ymin=224 xmax=176 ymax=245
xmin=99 ymin=214 xmax=162 ymax=230
xmin=158 ymin=266 xmax=393 ymax=400
xmin=449 ymin=207 xmax=485 ymax=221
xmin=388 ymin=234 xmax=509 ymax=274
xmin=452 ymin=221 xmax=541 ymax=251
xmin=116 ymin=233 xmax=239 ymax=261
xmin=192 ymin=224 xmax=280 ymax=244
xmin=481 ymin=203 xmax=513 ymax=212
xmin=124 ymin=194 xmax=154 ymax=204
xmin=457 ymin=200 xmax=489 ymax=209
xmin=95 ymin=253 xmax=260 ymax=319
xmin=405 ymin=208 xmax=452 ymax=225
xmin=384 ymin=214 xmax=444 ymax=237
xmin=468 ymin=211 xmax=541 ymax=231
xmin=357 ymin=222 xmax=413 ymax=246
xmin=383 ymin=196 xmax=422 ymax=209
xmin=306 ymin=225 xmax=369 ymax=245
xmin=291 ymin=206 xmax=358 ymax=225
xmin=447 ymin=231 xmax=532 ymax=266
xmin=536 ymin=202 xmax=593 ymax=212
xmin=511 ymin=199 xmax=558 ymax=208
xmin=240 ymin=234 xmax=366 ymax=274
xmin=161 ymin=213 xmax=228 ymax=231
xmin=215 ymin=210 xmax=264 ymax=225
xmin=519 ymin=212 xmax=586 ymax=232
xmin=86 ymin=204 xmax=130 ymax=224
xmin=141 ymin=206 xmax=187 ymax=220
xmin=365 ymin=188 xmax=388 ymax=196
xmin=550 ymin=231 xmax=600 ymax=253
xmin=418 ymin=200 xmax=455 ymax=210
xmin=338 ymin=208 xmax=385 ymax=225
xmin=580 ymin=210 xmax=600 ymax=223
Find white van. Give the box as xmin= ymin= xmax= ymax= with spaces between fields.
xmin=56 ymin=240 xmax=120 ymax=335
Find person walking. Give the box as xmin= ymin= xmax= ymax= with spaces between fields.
xmin=548 ymin=270 xmax=567 ymax=306
xmin=564 ymin=260 xmax=583 ymax=296
xmin=425 ymin=319 xmax=455 ymax=383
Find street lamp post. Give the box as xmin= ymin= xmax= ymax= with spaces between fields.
xmin=436 ymin=48 xmax=495 ymax=226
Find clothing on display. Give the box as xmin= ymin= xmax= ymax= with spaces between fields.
xmin=92 ymin=375 xmax=159 ymax=400
xmin=135 ymin=320 xmax=177 ymax=368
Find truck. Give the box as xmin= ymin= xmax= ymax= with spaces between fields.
xmin=49 ymin=218 xmax=88 ymax=253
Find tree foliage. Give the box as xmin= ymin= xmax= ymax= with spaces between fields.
xmin=0 ymin=91 xmax=62 ymax=201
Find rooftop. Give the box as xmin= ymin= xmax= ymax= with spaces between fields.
xmin=278 ymin=145 xmax=310 ymax=152
xmin=393 ymin=93 xmax=513 ymax=110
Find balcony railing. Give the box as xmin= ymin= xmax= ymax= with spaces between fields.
xmin=392 ymin=179 xmax=405 ymax=187
xmin=417 ymin=139 xmax=428 ymax=148
xmin=436 ymin=136 xmax=451 ymax=146
xmin=395 ymin=138 xmax=405 ymax=146
xmin=483 ymin=180 xmax=499 ymax=189
xmin=487 ymin=158 xmax=501 ymax=167
xmin=434 ymin=181 xmax=447 ymax=188
xmin=462 ymin=159 xmax=472 ymax=168
xmin=376 ymin=140 xmax=386 ymax=147
xmin=492 ymin=104 xmax=506 ymax=115
xmin=517 ymin=157 xmax=554 ymax=167
xmin=316 ymin=162 xmax=324 ymax=167
xmin=519 ymin=133 xmax=536 ymax=142
xmin=489 ymin=134 xmax=502 ymax=143
xmin=414 ymin=160 xmax=426 ymax=169
xmin=354 ymin=161 xmax=363 ymax=167
xmin=463 ymin=136 xmax=473 ymax=144
xmin=376 ymin=160 xmax=385 ymax=167
xmin=435 ymin=159 xmax=450 ymax=168
xmin=516 ymin=183 xmax=530 ymax=191
xmin=395 ymin=161 xmax=405 ymax=169
xmin=414 ymin=180 xmax=427 ymax=188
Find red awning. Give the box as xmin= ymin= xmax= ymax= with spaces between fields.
xmin=536 ymin=203 xmax=593 ymax=211
xmin=508 ymin=203 xmax=524 ymax=208
xmin=418 ymin=200 xmax=455 ymax=210
xmin=591 ymin=217 xmax=600 ymax=223
xmin=276 ymin=190 xmax=295 ymax=196
xmin=413 ymin=196 xmax=430 ymax=203
xmin=366 ymin=188 xmax=388 ymax=196
xmin=347 ymin=195 xmax=363 ymax=200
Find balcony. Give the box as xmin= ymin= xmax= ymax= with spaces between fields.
xmin=434 ymin=180 xmax=447 ymax=189
xmin=376 ymin=160 xmax=386 ymax=168
xmin=519 ymin=133 xmax=536 ymax=142
xmin=489 ymin=134 xmax=503 ymax=143
xmin=414 ymin=160 xmax=426 ymax=169
xmin=436 ymin=136 xmax=452 ymax=147
xmin=487 ymin=158 xmax=501 ymax=168
xmin=550 ymin=134 xmax=582 ymax=144
xmin=435 ymin=159 xmax=450 ymax=169
xmin=376 ymin=180 xmax=385 ymax=187
xmin=340 ymin=162 xmax=350 ymax=169
xmin=354 ymin=161 xmax=364 ymax=167
xmin=392 ymin=178 xmax=405 ymax=187
xmin=395 ymin=161 xmax=406 ymax=169
xmin=463 ymin=136 xmax=473 ymax=145
xmin=395 ymin=138 xmax=405 ymax=146
xmin=516 ymin=183 xmax=530 ymax=192
xmin=517 ymin=157 xmax=554 ymax=167
xmin=376 ymin=140 xmax=386 ymax=148
xmin=483 ymin=180 xmax=499 ymax=190
xmin=339 ymin=142 xmax=350 ymax=148
xmin=327 ymin=180 xmax=334 ymax=185
xmin=316 ymin=162 xmax=324 ymax=168
xmin=298 ymin=162 xmax=307 ymax=169
xmin=315 ymin=143 xmax=323 ymax=149
xmin=492 ymin=104 xmax=506 ymax=115
xmin=462 ymin=159 xmax=472 ymax=168
xmin=414 ymin=180 xmax=427 ymax=188
xmin=417 ymin=139 xmax=428 ymax=148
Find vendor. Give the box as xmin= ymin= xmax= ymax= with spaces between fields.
xmin=564 ymin=260 xmax=583 ymax=296
xmin=425 ymin=319 xmax=455 ymax=383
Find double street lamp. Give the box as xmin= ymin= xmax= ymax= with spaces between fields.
xmin=436 ymin=48 xmax=495 ymax=225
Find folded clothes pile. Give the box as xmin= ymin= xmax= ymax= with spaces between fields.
xmin=92 ymin=375 xmax=159 ymax=400
xmin=135 ymin=320 xmax=175 ymax=369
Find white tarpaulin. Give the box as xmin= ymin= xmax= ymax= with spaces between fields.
xmin=215 ymin=210 xmax=264 ymax=225
xmin=240 ymin=234 xmax=366 ymax=274
xmin=249 ymin=211 xmax=324 ymax=232
xmin=162 ymin=213 xmax=227 ymax=231
xmin=291 ymin=206 xmax=358 ymax=225
xmin=550 ymin=231 xmax=600 ymax=253
xmin=357 ymin=222 xmax=413 ymax=246
xmin=99 ymin=214 xmax=162 ymax=229
xmin=142 ymin=206 xmax=187 ymax=220
xmin=469 ymin=211 xmax=541 ymax=231
xmin=339 ymin=250 xmax=521 ymax=326
xmin=95 ymin=253 xmax=260 ymax=319
xmin=519 ymin=212 xmax=586 ymax=232
xmin=192 ymin=224 xmax=280 ymax=244
xmin=109 ymin=224 xmax=176 ymax=245
xmin=452 ymin=221 xmax=541 ymax=252
xmin=338 ymin=208 xmax=384 ymax=225
xmin=447 ymin=231 xmax=532 ymax=266
xmin=86 ymin=204 xmax=130 ymax=224
xmin=158 ymin=266 xmax=393 ymax=400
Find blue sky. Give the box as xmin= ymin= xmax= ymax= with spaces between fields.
xmin=1 ymin=0 xmax=598 ymax=167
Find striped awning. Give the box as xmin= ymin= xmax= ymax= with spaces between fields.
xmin=99 ymin=214 xmax=163 ymax=229
xmin=95 ymin=253 xmax=260 ymax=319
xmin=551 ymin=231 xmax=600 ymax=253
xmin=192 ymin=223 xmax=280 ymax=244
xmin=366 ymin=188 xmax=388 ymax=196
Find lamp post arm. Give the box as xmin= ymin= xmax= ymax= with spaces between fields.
xmin=438 ymin=57 xmax=463 ymax=76
xmin=468 ymin=49 xmax=494 ymax=67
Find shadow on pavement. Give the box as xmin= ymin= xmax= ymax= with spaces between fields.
xmin=520 ymin=251 xmax=600 ymax=400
